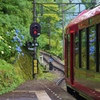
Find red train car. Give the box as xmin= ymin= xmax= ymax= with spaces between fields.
xmin=64 ymin=5 xmax=100 ymax=100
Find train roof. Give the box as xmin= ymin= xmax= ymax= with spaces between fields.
xmin=66 ymin=5 xmax=100 ymax=34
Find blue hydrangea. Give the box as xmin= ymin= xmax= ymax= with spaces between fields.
xmin=15 ymin=29 xmax=20 ymax=34
xmin=20 ymin=35 xmax=24 ymax=39
xmin=89 ymin=46 xmax=95 ymax=56
xmin=20 ymin=43 xmax=23 ymax=46
xmin=21 ymin=53 xmax=24 ymax=56
xmin=12 ymin=36 xmax=17 ymax=42
xmin=12 ymin=36 xmax=21 ymax=42
xmin=90 ymin=46 xmax=95 ymax=52
xmin=14 ymin=32 xmax=18 ymax=36
xmin=17 ymin=37 xmax=21 ymax=43
xmin=15 ymin=46 xmax=22 ymax=54
xmin=89 ymin=37 xmax=96 ymax=43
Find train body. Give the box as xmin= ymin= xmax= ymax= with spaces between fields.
xmin=64 ymin=5 xmax=100 ymax=100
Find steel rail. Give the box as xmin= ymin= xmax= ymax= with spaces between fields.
xmin=41 ymin=54 xmax=64 ymax=72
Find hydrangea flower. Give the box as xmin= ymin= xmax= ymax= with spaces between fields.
xmin=15 ymin=46 xmax=22 ymax=54
xmin=12 ymin=36 xmax=17 ymax=42
xmin=90 ymin=46 xmax=95 ymax=52
xmin=21 ymin=53 xmax=24 ymax=56
xmin=0 ymin=29 xmax=25 ymax=61
xmin=20 ymin=43 xmax=23 ymax=46
xmin=89 ymin=37 xmax=96 ymax=43
xmin=15 ymin=29 xmax=20 ymax=34
xmin=89 ymin=46 xmax=95 ymax=57
xmin=20 ymin=35 xmax=24 ymax=39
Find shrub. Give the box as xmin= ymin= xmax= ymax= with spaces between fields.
xmin=0 ymin=59 xmax=23 ymax=95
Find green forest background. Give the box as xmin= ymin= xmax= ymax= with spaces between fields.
xmin=0 ymin=0 xmax=96 ymax=95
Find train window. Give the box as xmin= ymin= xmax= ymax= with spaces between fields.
xmin=75 ymin=32 xmax=79 ymax=68
xmin=88 ymin=26 xmax=96 ymax=71
xmin=79 ymin=29 xmax=87 ymax=69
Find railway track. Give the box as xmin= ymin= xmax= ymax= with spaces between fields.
xmin=40 ymin=51 xmax=64 ymax=73
xmin=39 ymin=51 xmax=65 ymax=86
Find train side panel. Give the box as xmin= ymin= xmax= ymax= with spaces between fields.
xmin=64 ymin=6 xmax=100 ymax=100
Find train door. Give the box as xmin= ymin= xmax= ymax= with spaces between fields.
xmin=65 ymin=30 xmax=76 ymax=85
xmin=64 ymin=34 xmax=68 ymax=78
xmin=66 ymin=32 xmax=76 ymax=85
xmin=65 ymin=34 xmax=70 ymax=79
xmin=70 ymin=33 xmax=74 ymax=84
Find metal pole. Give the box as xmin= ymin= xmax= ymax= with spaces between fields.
xmin=79 ymin=4 xmax=80 ymax=14
xmin=33 ymin=38 xmax=37 ymax=59
xmin=62 ymin=4 xmax=64 ymax=60
xmin=33 ymin=0 xmax=36 ymax=22
xmin=32 ymin=0 xmax=37 ymax=78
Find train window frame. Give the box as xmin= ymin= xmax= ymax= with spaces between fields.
xmin=79 ymin=29 xmax=87 ymax=69
xmin=96 ymin=24 xmax=100 ymax=72
xmin=78 ymin=25 xmax=99 ymax=72
xmin=67 ymin=34 xmax=70 ymax=77
xmin=75 ymin=32 xmax=79 ymax=68
xmin=79 ymin=30 xmax=81 ymax=68
xmin=86 ymin=28 xmax=89 ymax=70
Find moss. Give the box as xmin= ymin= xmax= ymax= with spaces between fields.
xmin=0 ymin=59 xmax=24 ymax=95
xmin=15 ymin=54 xmax=33 ymax=80
xmin=0 ymin=49 xmax=33 ymax=95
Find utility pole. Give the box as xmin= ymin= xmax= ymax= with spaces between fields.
xmin=62 ymin=4 xmax=64 ymax=60
xmin=33 ymin=0 xmax=36 ymax=22
xmin=30 ymin=0 xmax=41 ymax=79
xmin=30 ymin=21 xmax=41 ymax=78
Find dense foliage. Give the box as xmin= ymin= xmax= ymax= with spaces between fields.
xmin=0 ymin=0 xmax=33 ymax=95
xmin=0 ymin=0 xmax=33 ymax=61
xmin=0 ymin=0 xmax=95 ymax=60
xmin=0 ymin=59 xmax=23 ymax=94
xmin=81 ymin=0 xmax=97 ymax=9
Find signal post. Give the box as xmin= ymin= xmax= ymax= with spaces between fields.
xmin=29 ymin=0 xmax=41 ymax=78
xmin=30 ymin=22 xmax=41 ymax=78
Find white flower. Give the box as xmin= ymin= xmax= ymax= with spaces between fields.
xmin=1 ymin=51 xmax=4 ymax=54
xmin=9 ymin=46 xmax=11 ymax=48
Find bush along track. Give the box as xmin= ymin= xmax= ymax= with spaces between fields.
xmin=0 ymin=59 xmax=24 ymax=95
xmin=0 ymin=49 xmax=33 ymax=95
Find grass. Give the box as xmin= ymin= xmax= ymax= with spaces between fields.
xmin=0 ymin=59 xmax=24 ymax=95
xmin=37 ymin=65 xmax=56 ymax=81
